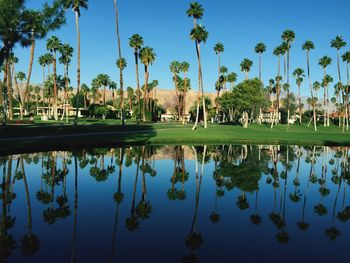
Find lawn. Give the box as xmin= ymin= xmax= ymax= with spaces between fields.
xmin=1 ymin=118 xmax=350 ymax=154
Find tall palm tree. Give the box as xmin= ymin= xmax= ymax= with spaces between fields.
xmin=129 ymin=34 xmax=144 ymax=122
xmin=62 ymin=0 xmax=89 ymax=124
xmin=170 ymin=61 xmax=181 ymax=121
xmin=187 ymin=2 xmax=207 ymax=130
xmin=319 ymin=56 xmax=332 ymax=127
xmin=213 ymin=42 xmax=224 ymax=79
xmin=302 ymin=40 xmax=317 ymax=131
xmin=22 ymin=3 xmax=66 ymax=109
xmin=273 ymin=45 xmax=283 ymax=112
xmin=282 ymin=30 xmax=295 ymax=126
xmin=116 ymin=57 xmax=127 ymax=117
xmin=180 ymin=61 xmax=190 ymax=125
xmin=322 ymin=74 xmax=333 ymax=126
xmin=254 ymin=42 xmax=266 ymax=81
xmin=240 ymin=58 xmax=253 ymax=80
xmin=59 ymin=43 xmax=74 ymax=122
xmin=342 ymin=51 xmax=350 ymax=131
xmin=139 ymin=46 xmax=156 ymax=122
xmin=190 ymin=24 xmax=209 ymax=130
xmin=46 ymin=36 xmax=62 ymax=120
xmin=331 ymin=36 xmax=347 ymax=83
xmin=113 ymin=0 xmax=125 ymax=125
xmin=292 ymin=68 xmax=305 ymax=125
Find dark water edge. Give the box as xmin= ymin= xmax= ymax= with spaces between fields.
xmin=1 ymin=145 xmax=350 ymax=262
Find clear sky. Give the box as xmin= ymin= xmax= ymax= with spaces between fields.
xmin=12 ymin=0 xmax=350 ymax=97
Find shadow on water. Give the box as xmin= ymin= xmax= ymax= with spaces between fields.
xmin=0 ymin=124 xmax=156 ymax=156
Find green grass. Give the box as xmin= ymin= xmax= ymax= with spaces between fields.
xmin=1 ymin=118 xmax=350 ymax=154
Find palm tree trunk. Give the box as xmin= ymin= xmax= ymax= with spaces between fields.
xmin=298 ymin=85 xmax=301 ymax=125
xmin=74 ymin=11 xmax=81 ymax=124
xmin=24 ymin=31 xmax=35 ymax=106
xmin=103 ymin=85 xmax=106 ymax=105
xmin=53 ymin=53 xmax=58 ymax=120
xmin=174 ymin=75 xmax=180 ymax=121
xmin=197 ymin=44 xmax=207 ymax=128
xmin=134 ymin=50 xmax=141 ymax=122
xmin=192 ymin=41 xmax=201 ymax=130
xmin=142 ymin=67 xmax=148 ymax=122
xmin=307 ymin=51 xmax=317 ymax=131
xmin=114 ymin=0 xmax=125 ymax=126
xmin=12 ymin=64 xmax=23 ymax=119
xmin=182 ymin=72 xmax=187 ymax=125
xmin=7 ymin=60 xmax=13 ymax=120
xmin=259 ymin=53 xmax=262 ymax=81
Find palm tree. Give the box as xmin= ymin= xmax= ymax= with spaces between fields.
xmin=213 ymin=42 xmax=224 ymax=79
xmin=302 ymin=40 xmax=317 ymax=131
xmin=273 ymin=45 xmax=283 ymax=112
xmin=342 ymin=51 xmax=350 ymax=130
xmin=293 ymin=68 xmax=305 ymax=125
xmin=22 ymin=3 xmax=66 ymax=109
xmin=170 ymin=61 xmax=182 ymax=121
xmin=180 ymin=61 xmax=190 ymax=125
xmin=186 ymin=1 xmax=204 ymax=27
xmin=46 ymin=35 xmax=62 ymax=120
xmin=240 ymin=58 xmax=253 ymax=80
xmin=14 ymin=71 xmax=26 ymax=119
xmin=97 ymin=74 xmax=110 ymax=106
xmin=254 ymin=42 xmax=266 ymax=81
xmin=226 ymin=72 xmax=237 ymax=91
xmin=190 ymin=24 xmax=209 ymax=130
xmin=113 ymin=0 xmax=125 ymax=125
xmin=129 ymin=34 xmax=144 ymax=122
xmin=80 ymin=83 xmax=89 ymax=108
xmin=282 ymin=30 xmax=295 ymax=125
xmin=59 ymin=43 xmax=74 ymax=122
xmin=107 ymin=80 xmax=117 ymax=108
xmin=322 ymin=75 xmax=333 ymax=129
xmin=319 ymin=56 xmax=332 ymax=126
xmin=187 ymin=2 xmax=207 ymax=130
xmin=116 ymin=57 xmax=127 ymax=117
xmin=331 ymin=36 xmax=347 ymax=83
xmin=62 ymin=0 xmax=89 ymax=124
xmin=139 ymin=46 xmax=156 ymax=122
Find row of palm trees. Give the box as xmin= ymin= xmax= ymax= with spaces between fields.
xmin=211 ymin=33 xmax=350 ymax=131
xmin=2 ymin=1 xmax=350 ymax=131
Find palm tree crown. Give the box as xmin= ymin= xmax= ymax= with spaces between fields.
xmin=214 ymin=42 xmax=224 ymax=54
xmin=62 ymin=0 xmax=88 ymax=16
xmin=186 ymin=2 xmax=204 ymax=20
xmin=240 ymin=59 xmax=253 ymax=72
xmin=170 ymin=61 xmax=181 ymax=75
xmin=116 ymin=57 xmax=127 ymax=70
xmin=190 ymin=25 xmax=208 ymax=44
xmin=59 ymin=44 xmax=74 ymax=65
xmin=255 ymin=42 xmax=266 ymax=54
xmin=331 ymin=36 xmax=346 ymax=50
xmin=46 ymin=36 xmax=62 ymax=53
xmin=129 ymin=34 xmax=143 ymax=51
xmin=282 ymin=30 xmax=295 ymax=46
xmin=139 ymin=47 xmax=156 ymax=67
xmin=342 ymin=51 xmax=350 ymax=63
xmin=318 ymin=56 xmax=332 ymax=68
xmin=302 ymin=40 xmax=315 ymax=51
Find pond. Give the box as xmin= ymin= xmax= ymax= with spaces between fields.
xmin=1 ymin=145 xmax=349 ymax=262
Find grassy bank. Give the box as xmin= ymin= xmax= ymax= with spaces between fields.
xmin=1 ymin=120 xmax=350 ymax=154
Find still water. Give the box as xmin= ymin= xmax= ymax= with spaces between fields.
xmin=1 ymin=145 xmax=349 ymax=262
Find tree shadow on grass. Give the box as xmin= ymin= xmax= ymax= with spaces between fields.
xmin=0 ymin=124 xmax=156 ymax=155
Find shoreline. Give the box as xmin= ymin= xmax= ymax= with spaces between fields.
xmin=1 ymin=123 xmax=350 ymax=155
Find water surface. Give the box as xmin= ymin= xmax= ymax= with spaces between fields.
xmin=1 ymin=145 xmax=349 ymax=262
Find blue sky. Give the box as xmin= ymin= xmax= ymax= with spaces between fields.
xmin=12 ymin=0 xmax=350 ymax=96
